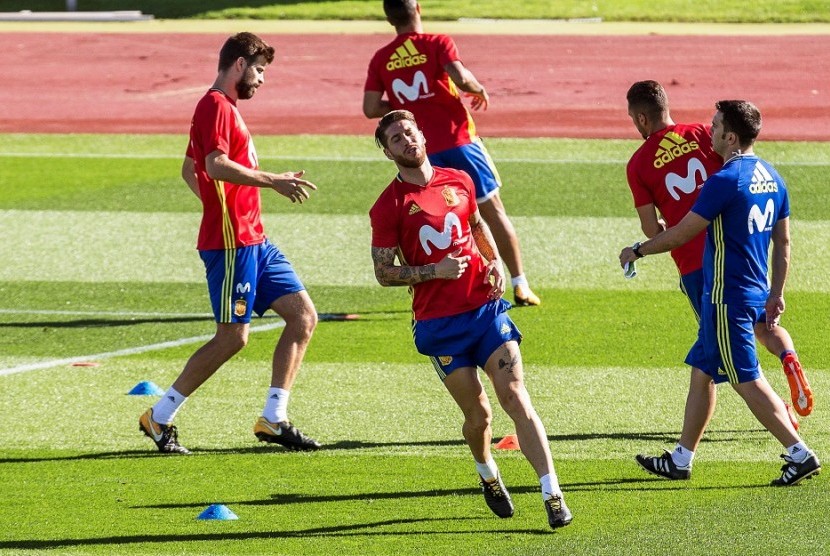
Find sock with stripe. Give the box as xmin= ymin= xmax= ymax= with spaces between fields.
xmin=671 ymin=444 xmax=694 ymax=469
xmin=263 ymin=387 xmax=290 ymax=423
xmin=787 ymin=442 xmax=810 ymax=463
xmin=152 ymin=387 xmax=187 ymax=425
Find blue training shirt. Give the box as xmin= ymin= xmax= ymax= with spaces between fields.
xmin=691 ymin=154 xmax=790 ymax=306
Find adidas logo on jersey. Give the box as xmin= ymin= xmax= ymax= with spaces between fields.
xmin=409 ymin=203 xmax=422 ymax=215
xmin=749 ymin=161 xmax=779 ymax=193
xmin=386 ymin=38 xmax=428 ymax=71
xmin=653 ymin=131 xmax=700 ymax=169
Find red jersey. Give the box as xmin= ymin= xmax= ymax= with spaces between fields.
xmin=626 ymin=123 xmax=723 ymax=275
xmin=370 ymin=167 xmax=492 ymax=321
xmin=364 ymin=33 xmax=477 ymax=154
xmin=186 ymin=89 xmax=265 ymax=250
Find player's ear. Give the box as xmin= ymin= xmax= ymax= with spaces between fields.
xmin=637 ymin=113 xmax=647 ymax=127
xmin=383 ymin=147 xmax=394 ymax=161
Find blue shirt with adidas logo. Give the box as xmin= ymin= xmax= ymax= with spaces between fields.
xmin=691 ymin=154 xmax=790 ymax=306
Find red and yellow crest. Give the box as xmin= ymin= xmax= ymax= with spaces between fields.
xmin=442 ymin=186 xmax=459 ymax=207
xmin=234 ymin=299 xmax=248 ymax=317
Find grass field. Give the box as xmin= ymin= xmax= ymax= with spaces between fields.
xmin=0 ymin=134 xmax=828 ymax=554
xmin=4 ymin=0 xmax=830 ymax=22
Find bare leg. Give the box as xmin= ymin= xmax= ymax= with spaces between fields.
xmin=678 ymin=367 xmax=717 ymax=452
xmin=172 ymin=322 xmax=248 ymax=396
xmin=484 ymin=341 xmax=553 ymax=478
xmin=269 ymin=290 xmax=317 ymax=389
xmin=478 ymin=194 xmax=524 ymax=280
xmin=755 ymin=322 xmax=794 ymax=358
xmin=443 ymin=366 xmax=493 ymax=463
xmin=732 ymin=376 xmax=800 ymax=447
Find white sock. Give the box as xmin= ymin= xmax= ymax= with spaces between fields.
xmin=152 ymin=387 xmax=187 ymax=425
xmin=671 ymin=444 xmax=694 ymax=468
xmin=787 ymin=442 xmax=810 ymax=463
xmin=263 ymin=387 xmax=290 ymax=423
xmin=475 ymin=458 xmax=499 ymax=481
xmin=511 ymin=274 xmax=528 ymax=288
xmin=540 ymin=472 xmax=562 ymax=500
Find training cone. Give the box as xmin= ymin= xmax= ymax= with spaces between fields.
xmin=495 ymin=434 xmax=520 ymax=450
xmin=127 ymin=381 xmax=165 ymax=396
xmin=197 ymin=504 xmax=239 ymax=521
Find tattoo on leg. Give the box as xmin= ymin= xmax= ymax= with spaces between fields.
xmin=497 ymin=350 xmax=520 ymax=374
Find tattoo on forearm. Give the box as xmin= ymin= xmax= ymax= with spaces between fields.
xmin=471 ymin=219 xmax=497 ymax=262
xmin=372 ymin=247 xmax=435 ymax=286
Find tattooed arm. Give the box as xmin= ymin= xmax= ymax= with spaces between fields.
xmin=469 ymin=210 xmax=506 ymax=299
xmin=469 ymin=209 xmax=500 ymax=263
xmin=372 ymin=246 xmax=470 ymax=286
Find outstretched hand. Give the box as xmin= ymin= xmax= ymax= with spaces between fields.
xmin=271 ymin=170 xmax=318 ymax=203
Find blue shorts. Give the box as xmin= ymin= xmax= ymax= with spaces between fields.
xmin=685 ymin=302 xmax=764 ymax=384
xmin=412 ymin=299 xmax=521 ymax=380
xmin=427 ymin=139 xmax=501 ymax=203
xmin=199 ymin=238 xmax=305 ymax=324
xmin=679 ymin=268 xmax=704 ymax=321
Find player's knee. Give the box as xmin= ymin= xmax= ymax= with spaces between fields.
xmin=464 ymin=405 xmax=492 ymax=434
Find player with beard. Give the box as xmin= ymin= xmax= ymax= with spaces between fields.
xmin=369 ymin=110 xmax=572 ymax=529
xmin=625 ymin=81 xmax=813 ymax=428
xmin=139 ymin=32 xmax=322 ymax=454
xmin=363 ymin=0 xmax=541 ymax=307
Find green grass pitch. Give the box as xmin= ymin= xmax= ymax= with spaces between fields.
xmin=0 ymin=134 xmax=828 ymax=554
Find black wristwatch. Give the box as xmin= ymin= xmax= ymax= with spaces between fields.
xmin=632 ymin=241 xmax=645 ymax=259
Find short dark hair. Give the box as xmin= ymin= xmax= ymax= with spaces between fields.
xmin=626 ymin=80 xmax=668 ymax=120
xmin=715 ymin=100 xmax=761 ymax=147
xmin=218 ymin=32 xmax=275 ymax=72
xmin=384 ymin=0 xmax=418 ymax=27
xmin=375 ymin=109 xmax=417 ymax=148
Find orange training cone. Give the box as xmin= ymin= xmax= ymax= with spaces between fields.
xmin=495 ymin=434 xmax=520 ymax=450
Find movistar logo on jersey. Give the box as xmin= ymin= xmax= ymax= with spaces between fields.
xmin=749 ymin=162 xmax=779 ymax=193
xmin=419 ymin=212 xmax=462 ymax=256
xmin=748 ymin=198 xmax=775 ymax=234
xmin=653 ymin=132 xmax=700 ymax=169
xmin=665 ymin=157 xmax=707 ymax=201
xmin=392 ymin=71 xmax=430 ymax=103
xmin=386 ymin=38 xmax=428 ymax=71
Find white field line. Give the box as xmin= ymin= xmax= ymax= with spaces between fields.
xmin=1 ymin=151 xmax=828 ymax=166
xmin=0 ymin=319 xmax=285 ymax=377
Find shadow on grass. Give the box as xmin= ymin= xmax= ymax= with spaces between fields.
xmin=136 ymin=484 xmax=545 ymax=510
xmin=0 ymin=316 xmax=211 ymax=329
xmin=562 ymin=476 xmax=773 ymax=492
xmin=0 ymin=428 xmax=766 ymax=464
xmin=0 ymin=517 xmax=554 ymax=550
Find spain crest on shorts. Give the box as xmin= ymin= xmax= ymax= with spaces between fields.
xmin=438 ymin=355 xmax=453 ymax=366
xmin=442 ymin=186 xmax=459 ymax=207
xmin=234 ymin=298 xmax=247 ymax=317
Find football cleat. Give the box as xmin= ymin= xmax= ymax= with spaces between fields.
xmin=771 ymin=452 xmax=821 ymax=486
xmin=544 ymin=494 xmax=573 ymax=529
xmin=139 ymin=408 xmax=190 ymax=455
xmin=635 ymin=450 xmax=691 ymax=480
xmin=479 ymin=474 xmax=514 ymax=518
xmin=254 ymin=417 xmax=321 ymax=451
xmin=513 ymin=284 xmax=541 ymax=307
xmin=782 ymin=354 xmax=813 ymax=416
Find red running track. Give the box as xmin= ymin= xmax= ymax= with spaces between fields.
xmin=4 ymin=32 xmax=829 ymax=140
